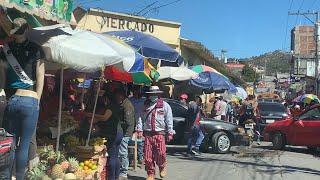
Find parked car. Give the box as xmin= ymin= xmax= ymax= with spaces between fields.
xmin=263 ymin=104 xmax=320 ymax=150
xmin=163 ymin=99 xmax=249 ymax=154
xmin=256 ymin=102 xmax=289 ymax=133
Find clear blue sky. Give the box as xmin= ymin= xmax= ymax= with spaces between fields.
xmin=75 ymin=0 xmax=318 ymax=58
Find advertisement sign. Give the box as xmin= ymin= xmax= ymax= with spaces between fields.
xmin=0 ymin=0 xmax=73 ymax=23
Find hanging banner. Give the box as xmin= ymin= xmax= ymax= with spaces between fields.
xmin=0 ymin=0 xmax=74 ymax=24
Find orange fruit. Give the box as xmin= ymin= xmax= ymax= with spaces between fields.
xmin=85 ymin=169 xmax=92 ymax=175
xmin=83 ymin=166 xmax=89 ymax=170
xmin=88 ymin=163 xmax=93 ymax=168
xmin=84 ymin=160 xmax=90 ymax=166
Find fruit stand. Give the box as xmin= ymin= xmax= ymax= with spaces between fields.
xmin=28 ymin=144 xmax=107 ymax=180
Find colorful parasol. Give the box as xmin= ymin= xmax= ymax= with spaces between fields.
xmin=104 ymin=31 xmax=183 ymax=67
xmin=189 ymin=65 xmax=224 ymax=76
xmin=0 ymin=0 xmax=75 ymax=25
xmin=27 ymin=25 xmax=145 ymax=73
xmin=104 ymin=60 xmax=157 ymax=85
xmin=293 ymin=94 xmax=320 ymax=104
xmin=157 ymin=66 xmax=199 ymax=81
xmin=190 ymin=71 xmax=237 ymax=94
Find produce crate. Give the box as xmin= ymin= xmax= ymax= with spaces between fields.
xmin=74 ymin=146 xmax=95 ymax=162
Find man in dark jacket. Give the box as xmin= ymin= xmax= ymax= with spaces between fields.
xmin=187 ymin=96 xmax=204 ymax=156
xmin=117 ymin=89 xmax=135 ymax=180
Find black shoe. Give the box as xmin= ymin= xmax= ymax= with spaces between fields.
xmin=186 ymin=151 xmax=194 ymax=157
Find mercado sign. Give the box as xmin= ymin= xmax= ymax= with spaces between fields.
xmin=0 ymin=0 xmax=73 ymax=24
xmin=102 ymin=16 xmax=155 ymax=33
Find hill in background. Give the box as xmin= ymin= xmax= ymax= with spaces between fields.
xmin=239 ymin=50 xmax=291 ymax=75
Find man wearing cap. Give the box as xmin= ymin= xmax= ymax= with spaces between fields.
xmin=180 ymin=93 xmax=188 ymax=106
xmin=137 ymin=86 xmax=175 ymax=180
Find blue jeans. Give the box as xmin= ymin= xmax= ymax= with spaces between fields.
xmin=187 ymin=125 xmax=205 ymax=153
xmin=119 ymin=136 xmax=130 ymax=177
xmin=106 ymin=132 xmax=123 ymax=180
xmin=4 ymin=95 xmax=39 ymax=180
xmin=129 ymin=140 xmax=144 ymax=161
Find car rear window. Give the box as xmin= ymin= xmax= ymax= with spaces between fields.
xmin=258 ymin=103 xmax=286 ymax=112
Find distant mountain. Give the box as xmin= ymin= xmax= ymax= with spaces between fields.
xmin=239 ymin=50 xmax=291 ymax=75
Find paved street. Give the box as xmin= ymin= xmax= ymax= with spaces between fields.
xmin=128 ymin=143 xmax=320 ymax=180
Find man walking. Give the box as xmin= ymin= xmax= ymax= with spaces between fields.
xmin=137 ymin=86 xmax=175 ymax=180
xmin=187 ymin=96 xmax=204 ymax=156
xmin=129 ymin=86 xmax=146 ymax=165
xmin=117 ymin=89 xmax=135 ymax=180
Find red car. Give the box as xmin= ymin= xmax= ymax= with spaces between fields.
xmin=263 ymin=104 xmax=320 ymax=151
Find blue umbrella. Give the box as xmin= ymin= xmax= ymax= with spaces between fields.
xmin=190 ymin=72 xmax=238 ymax=94
xmin=104 ymin=31 xmax=183 ymax=66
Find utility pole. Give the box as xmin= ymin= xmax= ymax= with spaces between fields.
xmin=221 ymin=49 xmax=228 ymax=63
xmin=289 ymin=11 xmax=320 ymax=96
xmin=263 ymin=60 xmax=267 ymax=83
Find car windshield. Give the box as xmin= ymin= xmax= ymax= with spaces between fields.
xmin=258 ymin=103 xmax=286 ymax=112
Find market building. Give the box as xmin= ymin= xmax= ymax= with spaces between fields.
xmin=73 ymin=7 xmax=181 ymax=52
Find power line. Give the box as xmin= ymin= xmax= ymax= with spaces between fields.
xmin=282 ymin=0 xmax=294 ymax=50
xmin=142 ymin=0 xmax=182 ymax=16
xmin=310 ymin=0 xmax=318 ymax=10
xmin=295 ymin=0 xmax=305 ymax=25
xmin=135 ymin=1 xmax=158 ymax=16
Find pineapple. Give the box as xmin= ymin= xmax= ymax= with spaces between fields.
xmin=55 ymin=151 xmax=66 ymax=164
xmin=27 ymin=167 xmax=45 ymax=180
xmin=41 ymin=175 xmax=52 ymax=180
xmin=61 ymin=161 xmax=69 ymax=172
xmin=39 ymin=145 xmax=54 ymax=159
xmin=74 ymin=170 xmax=86 ymax=179
xmin=68 ymin=157 xmax=79 ymax=173
xmin=51 ymin=164 xmax=64 ymax=179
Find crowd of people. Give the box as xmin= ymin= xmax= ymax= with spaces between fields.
xmin=78 ymin=84 xmax=174 ymax=180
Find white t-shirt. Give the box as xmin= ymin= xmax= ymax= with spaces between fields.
xmin=220 ymin=101 xmax=227 ymax=116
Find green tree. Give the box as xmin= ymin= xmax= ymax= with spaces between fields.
xmin=241 ymin=64 xmax=255 ymax=82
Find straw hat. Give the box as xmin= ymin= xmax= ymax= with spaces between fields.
xmin=146 ymin=86 xmax=163 ymax=94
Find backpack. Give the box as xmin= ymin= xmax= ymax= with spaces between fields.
xmin=244 ymin=103 xmax=254 ymax=116
xmin=0 ymin=128 xmax=13 ymax=168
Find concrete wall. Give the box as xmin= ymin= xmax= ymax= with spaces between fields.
xmin=180 ymin=45 xmax=207 ymax=66
xmin=291 ymin=26 xmax=315 ymax=55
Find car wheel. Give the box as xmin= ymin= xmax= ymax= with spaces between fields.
xmin=272 ymin=132 xmax=286 ymax=150
xmin=212 ymin=132 xmax=231 ymax=154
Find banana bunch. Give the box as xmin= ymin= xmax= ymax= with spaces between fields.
xmin=64 ymin=135 xmax=81 ymax=147
xmin=44 ymin=111 xmax=77 ymax=129
xmin=89 ymin=137 xmax=107 ymax=146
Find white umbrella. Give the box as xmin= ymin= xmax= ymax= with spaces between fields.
xmin=157 ymin=66 xmax=198 ymax=81
xmin=26 ymin=24 xmax=144 ymax=73
xmin=26 ymin=25 xmax=145 ymax=150
xmin=235 ymin=86 xmax=248 ymax=100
